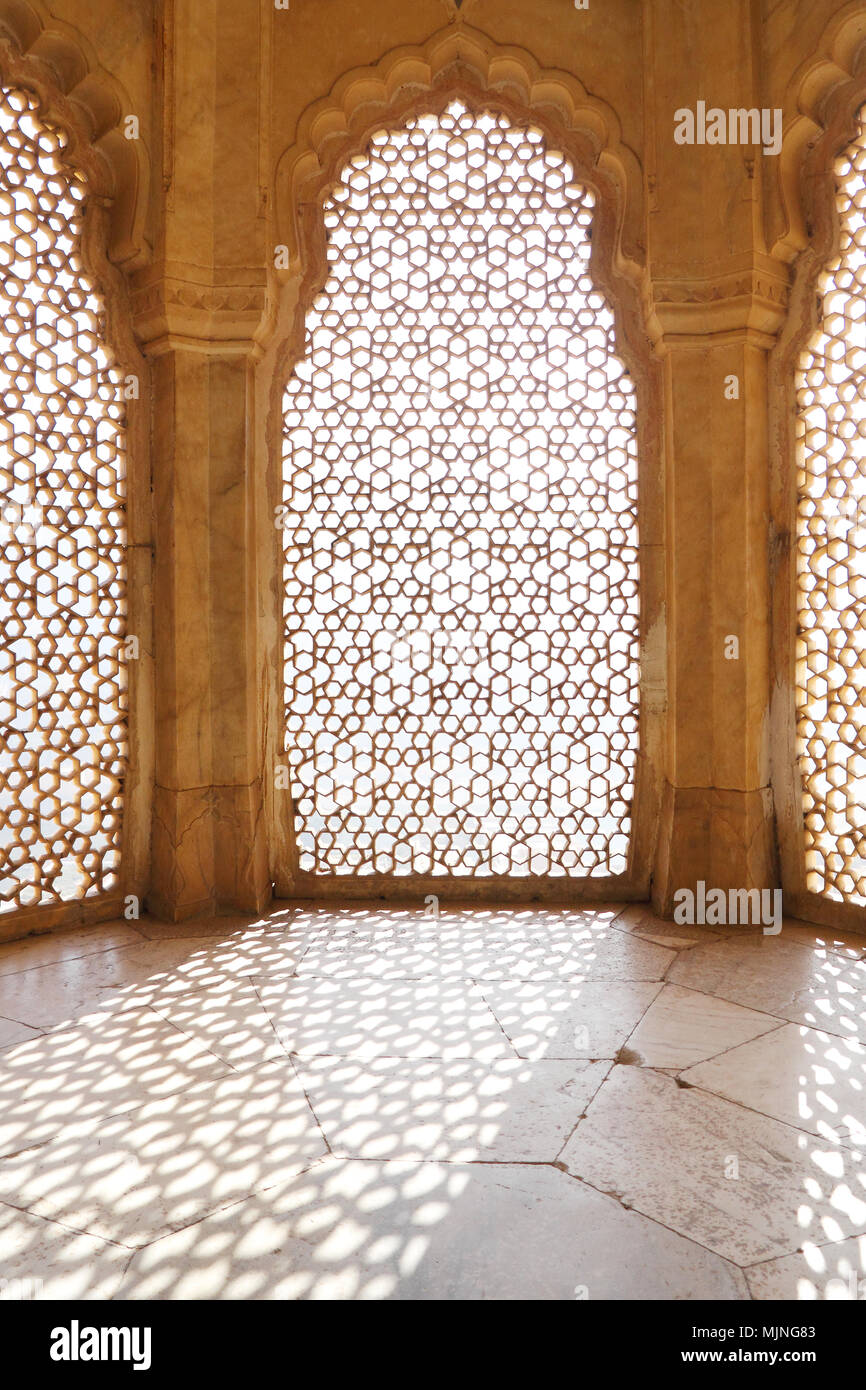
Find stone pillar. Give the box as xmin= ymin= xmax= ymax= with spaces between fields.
xmin=132 ymin=0 xmax=271 ymax=919
xmin=645 ymin=0 xmax=787 ymax=912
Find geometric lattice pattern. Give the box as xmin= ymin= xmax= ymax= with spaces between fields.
xmin=0 ymin=85 xmax=127 ymax=913
xmin=795 ymin=111 xmax=866 ymax=908
xmin=281 ymin=102 xmax=639 ymax=878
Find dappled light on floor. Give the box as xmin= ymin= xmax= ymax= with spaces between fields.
xmin=0 ymin=902 xmax=863 ymax=1299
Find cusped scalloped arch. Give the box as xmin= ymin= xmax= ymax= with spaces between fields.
xmin=773 ymin=2 xmax=866 ymax=263
xmin=273 ymin=25 xmax=645 ymax=288
xmin=0 ymin=0 xmax=149 ymax=268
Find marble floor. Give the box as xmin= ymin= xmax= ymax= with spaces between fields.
xmin=0 ymin=901 xmax=864 ymax=1300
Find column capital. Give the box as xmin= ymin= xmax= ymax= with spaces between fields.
xmin=130 ymin=263 xmax=268 ymax=357
xmin=643 ymin=255 xmax=792 ymax=350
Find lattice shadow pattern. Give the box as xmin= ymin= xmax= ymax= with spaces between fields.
xmin=281 ymin=102 xmax=639 ymax=879
xmin=796 ymin=111 xmax=866 ymax=908
xmin=0 ymin=85 xmax=127 ymax=914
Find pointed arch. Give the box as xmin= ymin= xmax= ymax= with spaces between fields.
xmin=273 ymin=26 xmax=646 ymax=291
xmin=0 ymin=0 xmax=149 ymax=268
xmin=0 ymin=35 xmax=151 ymax=941
xmin=263 ymin=39 xmax=662 ymax=902
xmin=770 ymin=13 xmax=866 ymax=932
xmin=772 ymin=3 xmax=866 ymax=265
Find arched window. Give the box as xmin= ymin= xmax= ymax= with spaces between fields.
xmin=795 ymin=114 xmax=866 ymax=909
xmin=281 ymin=101 xmax=639 ymax=882
xmin=0 ymin=85 xmax=127 ymax=914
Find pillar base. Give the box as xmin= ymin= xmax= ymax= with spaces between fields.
xmin=651 ymin=782 xmax=778 ymax=918
xmin=148 ymin=780 xmax=271 ymax=922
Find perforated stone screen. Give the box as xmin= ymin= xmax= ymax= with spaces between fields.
xmin=0 ymin=85 xmax=127 ymax=914
xmin=795 ymin=113 xmax=866 ymax=908
xmin=281 ymin=101 xmax=639 ymax=879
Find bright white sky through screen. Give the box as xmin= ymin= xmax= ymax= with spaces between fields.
xmin=282 ymin=102 xmax=640 ymax=879
xmin=0 ymin=87 xmax=126 ymax=913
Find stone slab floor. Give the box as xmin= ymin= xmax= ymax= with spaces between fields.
xmin=0 ymin=902 xmax=864 ymax=1300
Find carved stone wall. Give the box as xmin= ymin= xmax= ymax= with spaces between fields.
xmin=0 ymin=0 xmax=864 ymax=936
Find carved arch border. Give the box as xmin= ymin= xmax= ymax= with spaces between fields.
xmin=0 ymin=0 xmax=149 ymax=267
xmin=261 ymin=27 xmax=663 ymax=905
xmin=272 ymin=27 xmax=646 ymax=284
xmin=772 ymin=2 xmax=866 ymax=265
xmin=769 ymin=12 xmax=866 ymax=933
xmin=0 ymin=19 xmax=153 ymax=943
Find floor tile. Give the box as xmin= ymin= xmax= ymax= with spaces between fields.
xmin=682 ymin=1024 xmax=866 ymax=1141
xmin=297 ymin=911 xmax=674 ymax=982
xmin=479 ymin=979 xmax=662 ymax=1059
xmin=116 ymin=1158 xmax=748 ymax=1300
xmin=0 ymin=1059 xmax=328 ymax=1248
xmin=561 ymin=1066 xmax=866 ymax=1265
xmin=0 ymin=1016 xmax=41 ymax=1052
xmin=668 ymin=936 xmax=866 ymax=1042
xmin=0 ymin=923 xmax=145 ymax=979
xmin=610 ymin=904 xmax=723 ymax=950
xmin=0 ymin=940 xmax=235 ymax=1032
xmin=769 ymin=919 xmax=865 ymax=958
xmin=256 ymin=975 xmax=517 ymax=1060
xmin=133 ymin=904 xmax=302 ymax=941
xmin=0 ymin=1007 xmax=230 ymax=1159
xmin=296 ymin=1055 xmax=608 ymax=1161
xmin=0 ymin=1202 xmax=129 ymax=1300
xmin=716 ymin=917 xmax=866 ymax=958
xmin=163 ymin=918 xmax=322 ymax=980
xmin=148 ymin=979 xmax=287 ymax=1069
xmin=745 ymin=1234 xmax=866 ymax=1300
xmin=624 ymin=983 xmax=782 ymax=1069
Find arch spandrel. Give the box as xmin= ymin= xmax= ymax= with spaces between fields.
xmin=770 ymin=4 xmax=866 ymax=265
xmin=0 ymin=0 xmax=151 ymax=270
